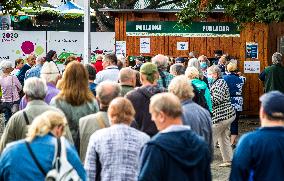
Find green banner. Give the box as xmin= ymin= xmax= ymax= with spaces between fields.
xmin=126 ymin=21 xmax=240 ymax=37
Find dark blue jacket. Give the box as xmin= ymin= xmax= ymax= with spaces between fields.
xmin=230 ymin=127 xmax=284 ymax=181
xmin=17 ymin=64 xmax=31 ymax=85
xmin=138 ymin=129 xmax=211 ymax=181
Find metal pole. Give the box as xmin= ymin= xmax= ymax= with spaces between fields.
xmin=83 ymin=0 xmax=91 ymax=64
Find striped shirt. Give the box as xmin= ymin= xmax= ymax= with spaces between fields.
xmin=85 ymin=124 xmax=150 ymax=181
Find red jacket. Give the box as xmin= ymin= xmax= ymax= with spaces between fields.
xmin=94 ymin=60 xmax=103 ymax=73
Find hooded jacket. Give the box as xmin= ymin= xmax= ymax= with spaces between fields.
xmin=191 ymin=78 xmax=213 ymax=113
xmin=138 ymin=126 xmax=211 ymax=181
xmin=126 ymin=85 xmax=165 ymax=137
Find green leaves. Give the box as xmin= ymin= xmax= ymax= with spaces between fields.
xmin=1 ymin=0 xmax=48 ymax=15
xmin=178 ymin=0 xmax=284 ymax=25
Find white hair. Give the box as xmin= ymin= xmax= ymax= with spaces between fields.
xmin=23 ymin=77 xmax=47 ymax=100
xmin=40 ymin=61 xmax=60 ymax=83
xmin=0 ymin=60 xmax=13 ymax=70
xmin=152 ymin=54 xmax=169 ymax=71
xmin=185 ymin=66 xmax=200 ymax=79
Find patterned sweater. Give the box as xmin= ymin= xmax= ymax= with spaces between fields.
xmin=210 ymin=79 xmax=236 ymax=124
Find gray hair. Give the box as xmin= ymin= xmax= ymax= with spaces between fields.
xmin=119 ymin=67 xmax=135 ymax=83
xmin=272 ymin=52 xmax=283 ymax=64
xmin=96 ymin=81 xmax=121 ymax=106
xmin=40 ymin=61 xmax=60 ymax=83
xmin=150 ymin=93 xmax=182 ymax=119
xmin=152 ymin=54 xmax=169 ymax=71
xmin=207 ymin=65 xmax=222 ymax=78
xmin=24 ymin=77 xmax=47 ymax=100
xmin=0 ymin=60 xmax=13 ymax=70
xmin=170 ymin=63 xmax=185 ymax=76
xmin=168 ymin=75 xmax=195 ymax=101
xmin=188 ymin=58 xmax=203 ymax=78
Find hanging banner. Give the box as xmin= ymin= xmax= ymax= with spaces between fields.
xmin=115 ymin=41 xmax=126 ymax=56
xmin=140 ymin=38 xmax=150 ymax=54
xmin=246 ymin=42 xmax=258 ymax=59
xmin=126 ymin=21 xmax=240 ymax=37
xmin=244 ymin=61 xmax=260 ymax=73
xmin=177 ymin=42 xmax=189 ymax=50
xmin=0 ymin=30 xmax=46 ymax=64
xmin=47 ymin=31 xmax=115 ymax=60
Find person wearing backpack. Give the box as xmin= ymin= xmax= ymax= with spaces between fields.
xmin=0 ymin=110 xmax=86 ymax=181
xmin=185 ymin=67 xmax=212 ymax=113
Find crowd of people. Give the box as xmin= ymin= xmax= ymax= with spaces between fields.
xmin=0 ymin=49 xmax=283 ymax=180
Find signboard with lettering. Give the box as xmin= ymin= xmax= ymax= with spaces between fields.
xmin=246 ymin=42 xmax=258 ymax=59
xmin=244 ymin=61 xmax=260 ymax=73
xmin=126 ymin=21 xmax=240 ymax=37
xmin=0 ymin=30 xmax=46 ymax=64
xmin=116 ymin=41 xmax=126 ymax=56
xmin=140 ymin=38 xmax=150 ymax=54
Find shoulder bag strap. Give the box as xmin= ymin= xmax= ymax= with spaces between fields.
xmin=23 ymin=111 xmax=29 ymax=125
xmin=25 ymin=141 xmax=47 ymax=176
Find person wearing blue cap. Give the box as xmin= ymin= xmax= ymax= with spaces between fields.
xmin=230 ymin=91 xmax=284 ymax=181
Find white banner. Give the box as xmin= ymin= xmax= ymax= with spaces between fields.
xmin=115 ymin=41 xmax=126 ymax=56
xmin=47 ymin=31 xmax=115 ymax=60
xmin=0 ymin=30 xmax=46 ymax=65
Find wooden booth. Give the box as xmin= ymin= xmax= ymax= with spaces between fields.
xmin=100 ymin=8 xmax=284 ymax=116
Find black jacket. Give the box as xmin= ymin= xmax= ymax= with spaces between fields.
xmin=126 ymin=85 xmax=165 ymax=137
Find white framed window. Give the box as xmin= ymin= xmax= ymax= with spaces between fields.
xmin=278 ymin=36 xmax=284 ymax=54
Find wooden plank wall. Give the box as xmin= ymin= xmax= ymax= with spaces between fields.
xmin=114 ymin=12 xmax=270 ymax=115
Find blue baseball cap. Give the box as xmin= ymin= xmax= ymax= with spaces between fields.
xmin=175 ymin=57 xmax=185 ymax=63
xmin=259 ymin=91 xmax=284 ymax=119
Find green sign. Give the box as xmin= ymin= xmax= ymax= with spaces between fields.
xmin=126 ymin=21 xmax=240 ymax=37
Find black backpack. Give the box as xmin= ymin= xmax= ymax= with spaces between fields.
xmin=192 ymin=83 xmax=210 ymax=112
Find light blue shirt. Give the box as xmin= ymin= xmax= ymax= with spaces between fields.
xmin=94 ymin=65 xmax=119 ymax=84
xmin=0 ymin=134 xmax=86 ymax=181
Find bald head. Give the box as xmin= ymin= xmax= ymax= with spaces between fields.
xmin=96 ymin=81 xmax=121 ymax=108
xmin=119 ymin=67 xmax=136 ymax=86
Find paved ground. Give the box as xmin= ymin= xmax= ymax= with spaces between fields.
xmin=0 ymin=114 xmax=259 ymax=180
xmin=211 ymin=118 xmax=260 ymax=180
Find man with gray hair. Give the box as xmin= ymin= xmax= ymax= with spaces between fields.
xmin=259 ymin=52 xmax=284 ymax=93
xmin=24 ymin=56 xmax=45 ymax=80
xmin=168 ymin=75 xmax=213 ymax=154
xmin=79 ymin=81 xmax=121 ymax=162
xmin=138 ymin=93 xmax=211 ymax=181
xmin=152 ymin=54 xmax=174 ymax=89
xmin=0 ymin=77 xmax=73 ymax=153
xmin=119 ymin=67 xmax=136 ymax=96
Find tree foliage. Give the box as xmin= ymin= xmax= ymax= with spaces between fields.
xmin=0 ymin=0 xmax=48 ymax=15
xmin=178 ymin=0 xmax=284 ymax=25
xmin=92 ymin=0 xmax=184 ymax=31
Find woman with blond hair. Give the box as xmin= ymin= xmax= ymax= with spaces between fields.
xmin=50 ymin=61 xmax=99 ymax=151
xmin=0 ymin=111 xmax=86 ymax=180
xmin=223 ymin=62 xmax=246 ymax=148
xmin=85 ymin=97 xmax=150 ymax=181
xmin=185 ymin=66 xmax=212 ymax=113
